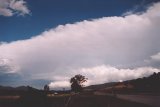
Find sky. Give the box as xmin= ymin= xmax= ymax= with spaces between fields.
xmin=0 ymin=0 xmax=160 ymax=89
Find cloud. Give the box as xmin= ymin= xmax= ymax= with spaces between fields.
xmin=144 ymin=52 xmax=160 ymax=68
xmin=151 ymin=52 xmax=160 ymax=61
xmin=0 ymin=0 xmax=30 ymax=17
xmin=0 ymin=2 xmax=160 ymax=88
xmin=122 ymin=2 xmax=143 ymax=16
xmin=0 ymin=58 xmax=20 ymax=73
xmin=49 ymin=65 xmax=160 ymax=89
xmin=49 ymin=81 xmax=70 ymax=90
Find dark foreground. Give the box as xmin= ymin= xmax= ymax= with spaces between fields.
xmin=0 ymin=94 xmax=151 ymax=107
xmin=117 ymin=94 xmax=160 ymax=107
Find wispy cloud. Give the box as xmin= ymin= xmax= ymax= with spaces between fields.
xmin=122 ymin=0 xmax=148 ymax=16
xmin=0 ymin=0 xmax=30 ymax=17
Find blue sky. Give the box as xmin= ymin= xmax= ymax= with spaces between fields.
xmin=0 ymin=0 xmax=160 ymax=89
xmin=0 ymin=0 xmax=159 ymax=42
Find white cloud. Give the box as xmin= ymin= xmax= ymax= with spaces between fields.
xmin=49 ymin=81 xmax=70 ymax=90
xmin=49 ymin=65 xmax=160 ymax=89
xmin=78 ymin=66 xmax=160 ymax=84
xmin=0 ymin=0 xmax=30 ymax=16
xmin=0 ymin=2 xmax=160 ymax=88
xmin=0 ymin=8 xmax=13 ymax=16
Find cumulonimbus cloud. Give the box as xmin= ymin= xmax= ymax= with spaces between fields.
xmin=0 ymin=0 xmax=30 ymax=16
xmin=0 ymin=58 xmax=20 ymax=73
xmin=0 ymin=2 xmax=160 ymax=89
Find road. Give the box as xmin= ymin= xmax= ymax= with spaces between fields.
xmin=116 ymin=94 xmax=160 ymax=107
xmin=94 ymin=92 xmax=160 ymax=107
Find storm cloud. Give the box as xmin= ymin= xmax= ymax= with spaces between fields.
xmin=0 ymin=2 xmax=160 ymax=89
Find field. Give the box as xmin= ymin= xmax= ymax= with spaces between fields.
xmin=0 ymin=92 xmax=152 ymax=107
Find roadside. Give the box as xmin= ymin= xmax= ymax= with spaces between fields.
xmin=116 ymin=94 xmax=160 ymax=107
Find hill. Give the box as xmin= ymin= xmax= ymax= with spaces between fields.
xmin=85 ymin=82 xmax=116 ymax=90
xmin=94 ymin=72 xmax=160 ymax=94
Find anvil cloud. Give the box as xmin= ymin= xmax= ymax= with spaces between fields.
xmin=0 ymin=2 xmax=160 ymax=89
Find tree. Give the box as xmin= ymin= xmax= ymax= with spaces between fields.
xmin=70 ymin=74 xmax=87 ymax=92
xmin=44 ymin=84 xmax=50 ymax=91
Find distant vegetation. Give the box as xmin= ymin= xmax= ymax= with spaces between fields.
xmin=127 ymin=72 xmax=160 ymax=92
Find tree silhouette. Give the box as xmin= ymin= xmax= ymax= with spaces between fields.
xmin=70 ymin=74 xmax=87 ymax=92
xmin=44 ymin=84 xmax=49 ymax=91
